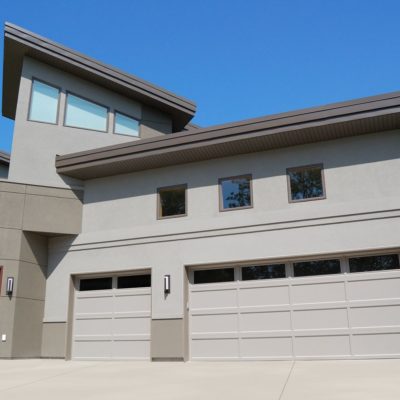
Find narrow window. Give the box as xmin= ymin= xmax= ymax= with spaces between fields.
xmin=220 ymin=175 xmax=252 ymax=210
xmin=242 ymin=264 xmax=286 ymax=280
xmin=194 ymin=268 xmax=234 ymax=284
xmin=117 ymin=274 xmax=151 ymax=288
xmin=293 ymin=259 xmax=340 ymax=277
xmin=79 ymin=277 xmax=112 ymax=291
xmin=158 ymin=185 xmax=187 ymax=218
xmin=29 ymin=80 xmax=59 ymax=124
xmin=114 ymin=112 xmax=139 ymax=136
xmin=0 ymin=266 xmax=3 ymax=295
xmin=287 ymin=164 xmax=325 ymax=202
xmin=349 ymin=254 xmax=400 ymax=273
xmin=65 ymin=93 xmax=108 ymax=131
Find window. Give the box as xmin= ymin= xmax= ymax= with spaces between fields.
xmin=114 ymin=112 xmax=139 ymax=136
xmin=79 ymin=277 xmax=112 ymax=291
xmin=287 ymin=164 xmax=325 ymax=202
xmin=65 ymin=93 xmax=108 ymax=131
xmin=29 ymin=80 xmax=59 ymax=124
xmin=118 ymin=274 xmax=151 ymax=288
xmin=219 ymin=175 xmax=252 ymax=210
xmin=0 ymin=266 xmax=3 ymax=295
xmin=242 ymin=264 xmax=286 ymax=280
xmin=194 ymin=268 xmax=234 ymax=284
xmin=349 ymin=254 xmax=400 ymax=273
xmin=158 ymin=185 xmax=187 ymax=218
xmin=293 ymin=259 xmax=340 ymax=277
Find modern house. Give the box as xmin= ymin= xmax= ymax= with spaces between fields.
xmin=0 ymin=22 xmax=399 ymax=361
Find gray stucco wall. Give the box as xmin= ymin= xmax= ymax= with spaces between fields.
xmin=8 ymin=57 xmax=173 ymax=188
xmin=44 ymin=130 xmax=400 ymax=331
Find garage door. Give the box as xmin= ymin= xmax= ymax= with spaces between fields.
xmin=72 ymin=272 xmax=151 ymax=360
xmin=189 ymin=253 xmax=400 ymax=360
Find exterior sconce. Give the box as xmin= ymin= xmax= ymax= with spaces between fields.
xmin=164 ymin=275 xmax=171 ymax=294
xmin=6 ymin=277 xmax=14 ymax=296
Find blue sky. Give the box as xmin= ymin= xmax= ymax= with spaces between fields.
xmin=1 ymin=0 xmax=400 ymax=152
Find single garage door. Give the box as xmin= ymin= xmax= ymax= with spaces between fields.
xmin=72 ymin=272 xmax=151 ymax=360
xmin=189 ymin=253 xmax=400 ymax=360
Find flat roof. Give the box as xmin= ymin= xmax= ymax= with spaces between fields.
xmin=56 ymin=90 xmax=400 ymax=180
xmin=2 ymin=23 xmax=196 ymax=131
xmin=0 ymin=150 xmax=10 ymax=165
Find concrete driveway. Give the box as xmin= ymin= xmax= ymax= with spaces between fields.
xmin=0 ymin=359 xmax=399 ymax=400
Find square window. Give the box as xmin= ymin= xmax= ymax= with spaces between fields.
xmin=29 ymin=80 xmax=60 ymax=124
xmin=220 ymin=175 xmax=252 ymax=210
xmin=158 ymin=185 xmax=187 ymax=218
xmin=287 ymin=164 xmax=325 ymax=202
xmin=114 ymin=112 xmax=140 ymax=137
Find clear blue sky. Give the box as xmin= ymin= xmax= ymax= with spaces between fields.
xmin=1 ymin=0 xmax=400 ymax=153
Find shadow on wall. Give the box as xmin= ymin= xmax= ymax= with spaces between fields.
xmin=80 ymin=131 xmax=400 ymax=204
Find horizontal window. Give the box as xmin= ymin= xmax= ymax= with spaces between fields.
xmin=288 ymin=164 xmax=325 ymax=202
xmin=194 ymin=268 xmax=234 ymax=284
xmin=349 ymin=254 xmax=400 ymax=273
xmin=29 ymin=80 xmax=59 ymax=124
xmin=79 ymin=277 xmax=112 ymax=291
xmin=65 ymin=93 xmax=108 ymax=131
xmin=114 ymin=112 xmax=139 ymax=136
xmin=117 ymin=274 xmax=151 ymax=288
xmin=293 ymin=259 xmax=340 ymax=277
xmin=220 ymin=175 xmax=252 ymax=210
xmin=242 ymin=264 xmax=286 ymax=280
xmin=158 ymin=185 xmax=186 ymax=218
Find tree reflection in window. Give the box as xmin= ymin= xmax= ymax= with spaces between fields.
xmin=349 ymin=254 xmax=399 ymax=273
xmin=221 ymin=175 xmax=252 ymax=209
xmin=288 ymin=165 xmax=324 ymax=201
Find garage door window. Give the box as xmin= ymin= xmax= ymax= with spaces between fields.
xmin=293 ymin=259 xmax=340 ymax=277
xmin=79 ymin=277 xmax=112 ymax=291
xmin=349 ymin=254 xmax=400 ymax=273
xmin=242 ymin=264 xmax=286 ymax=280
xmin=194 ymin=268 xmax=234 ymax=284
xmin=118 ymin=274 xmax=151 ymax=288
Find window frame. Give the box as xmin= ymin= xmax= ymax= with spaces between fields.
xmin=64 ymin=91 xmax=110 ymax=133
xmin=286 ymin=163 xmax=326 ymax=203
xmin=218 ymin=174 xmax=254 ymax=212
xmin=157 ymin=184 xmax=188 ymax=220
xmin=28 ymin=78 xmax=61 ymax=125
xmin=113 ymin=110 xmax=141 ymax=137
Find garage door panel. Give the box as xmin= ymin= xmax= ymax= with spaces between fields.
xmin=114 ymin=293 xmax=151 ymax=312
xmin=348 ymin=277 xmax=400 ymax=301
xmin=239 ymin=286 xmax=289 ymax=307
xmin=295 ymin=335 xmax=351 ymax=357
xmin=75 ymin=295 xmax=113 ymax=313
xmin=191 ymin=289 xmax=237 ymax=309
xmin=191 ymin=339 xmax=239 ymax=359
xmin=240 ymin=311 xmax=291 ymax=332
xmin=292 ymin=282 xmax=346 ymax=304
xmin=74 ymin=317 xmax=113 ymax=336
xmin=113 ymin=316 xmax=151 ymax=335
xmin=351 ymin=305 xmax=400 ymax=328
xmin=113 ymin=340 xmax=150 ymax=359
xmin=241 ymin=337 xmax=292 ymax=358
xmin=352 ymin=333 xmax=400 ymax=356
xmin=293 ymin=308 xmax=348 ymax=330
xmin=73 ymin=340 xmax=113 ymax=359
xmin=191 ymin=313 xmax=238 ymax=334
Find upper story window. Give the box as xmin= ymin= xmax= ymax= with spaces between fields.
xmin=65 ymin=93 xmax=108 ymax=132
xmin=114 ymin=112 xmax=140 ymax=137
xmin=287 ymin=164 xmax=325 ymax=202
xmin=29 ymin=80 xmax=60 ymax=124
xmin=219 ymin=174 xmax=252 ymax=211
xmin=157 ymin=184 xmax=187 ymax=219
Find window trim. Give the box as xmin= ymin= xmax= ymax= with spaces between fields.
xmin=218 ymin=174 xmax=253 ymax=212
xmin=286 ymin=163 xmax=326 ymax=203
xmin=63 ymin=91 xmax=110 ymax=133
xmin=157 ymin=184 xmax=188 ymax=220
xmin=28 ymin=78 xmax=61 ymax=125
xmin=113 ymin=110 xmax=141 ymax=137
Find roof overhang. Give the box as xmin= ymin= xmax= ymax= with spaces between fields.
xmin=2 ymin=23 xmax=196 ymax=131
xmin=0 ymin=150 xmax=10 ymax=166
xmin=56 ymin=91 xmax=400 ymax=180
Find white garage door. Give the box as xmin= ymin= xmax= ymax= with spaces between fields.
xmin=189 ymin=253 xmax=400 ymax=360
xmin=72 ymin=272 xmax=151 ymax=360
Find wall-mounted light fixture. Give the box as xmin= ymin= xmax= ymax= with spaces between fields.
xmin=6 ymin=277 xmax=14 ymax=296
xmin=164 ymin=275 xmax=171 ymax=294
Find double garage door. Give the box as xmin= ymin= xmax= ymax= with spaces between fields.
xmin=189 ymin=254 xmax=400 ymax=360
xmin=72 ymin=272 xmax=151 ymax=360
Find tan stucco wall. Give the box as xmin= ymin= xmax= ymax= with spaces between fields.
xmin=151 ymin=319 xmax=184 ymax=360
